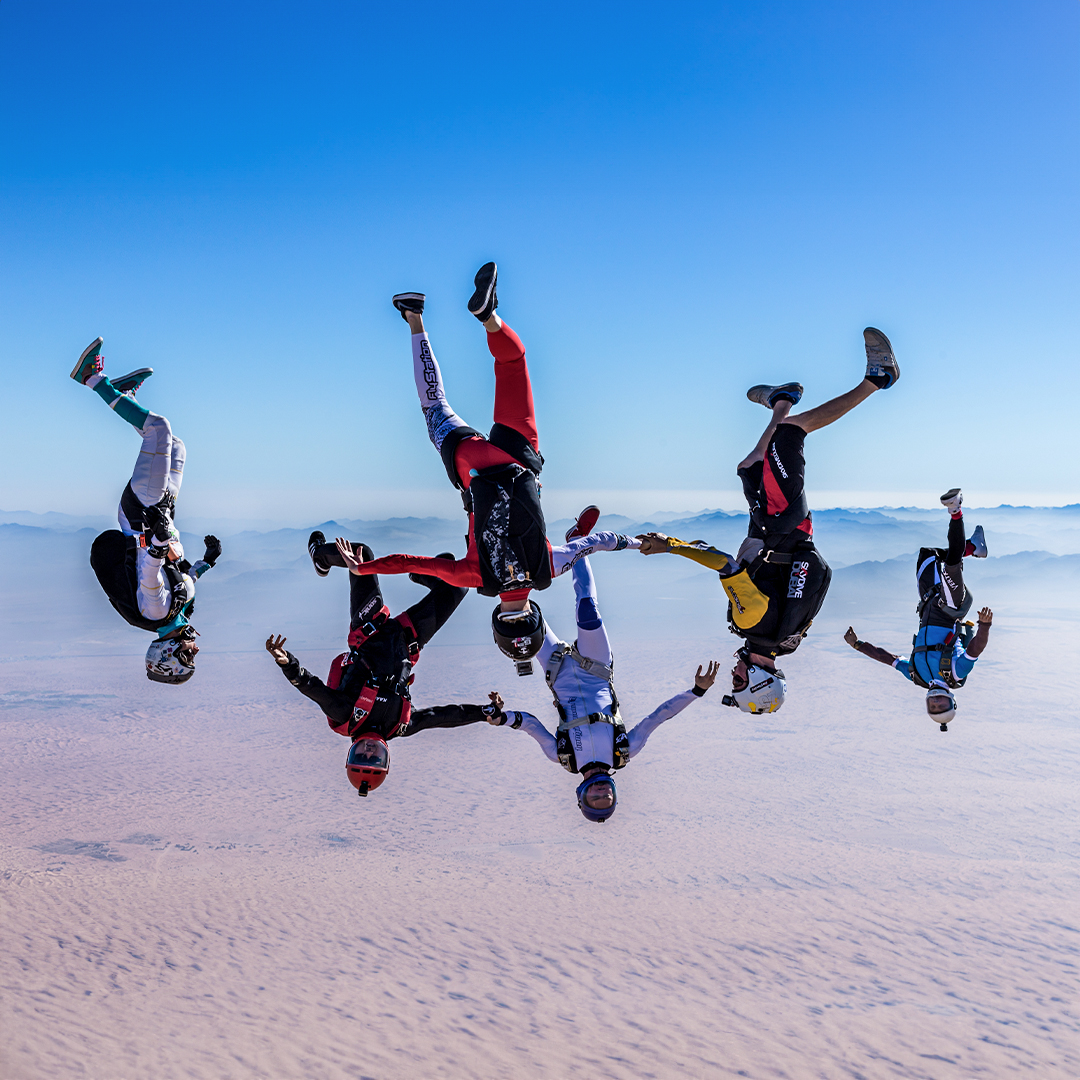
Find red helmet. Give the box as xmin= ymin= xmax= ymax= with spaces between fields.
xmin=346 ymin=735 xmax=390 ymax=797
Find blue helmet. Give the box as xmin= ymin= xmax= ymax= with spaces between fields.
xmin=576 ymin=772 xmax=617 ymax=823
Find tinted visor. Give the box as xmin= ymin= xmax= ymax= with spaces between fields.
xmin=347 ymin=737 xmax=389 ymax=772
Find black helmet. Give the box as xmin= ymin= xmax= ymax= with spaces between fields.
xmin=492 ymin=602 xmax=545 ymax=674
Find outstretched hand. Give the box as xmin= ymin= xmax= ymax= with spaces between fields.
xmin=335 ymin=537 xmax=363 ymax=574
xmin=486 ymin=690 xmax=506 ymax=724
xmin=695 ymin=660 xmax=720 ymax=690
xmin=202 ymin=534 xmax=222 ymax=566
xmin=844 ymin=626 xmax=859 ymax=648
xmin=636 ymin=531 xmax=672 ymax=556
xmin=977 ymin=607 xmax=993 ymax=626
xmin=265 ymin=634 xmax=289 ymax=666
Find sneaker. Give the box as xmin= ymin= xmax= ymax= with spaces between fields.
xmin=143 ymin=502 xmax=178 ymax=557
xmin=308 ymin=530 xmax=330 ymax=577
xmin=112 ymin=368 xmax=153 ymax=396
xmin=565 ymin=505 xmax=600 ymax=542
xmin=70 ymin=337 xmax=104 ymax=384
xmin=392 ymin=293 xmax=426 ymax=321
xmin=940 ymin=488 xmax=962 ymax=514
xmin=409 ymin=553 xmax=455 ymax=590
xmin=746 ymin=382 xmax=804 ymax=408
xmin=467 ymin=262 xmax=498 ymax=322
xmin=863 ymin=328 xmax=900 ymax=389
xmin=966 ymin=524 xmax=987 ymax=558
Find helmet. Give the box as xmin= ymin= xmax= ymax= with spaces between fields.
xmin=722 ymin=656 xmax=786 ymax=714
xmin=576 ymin=771 xmax=617 ymax=823
xmin=492 ymin=603 xmax=545 ymax=674
xmin=145 ymin=630 xmax=197 ymax=684
xmin=346 ymin=735 xmax=390 ymax=796
xmin=926 ymin=681 xmax=957 ymax=730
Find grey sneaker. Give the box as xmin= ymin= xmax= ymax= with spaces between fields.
xmin=864 ymin=328 xmax=899 ymax=389
xmin=967 ymin=524 xmax=987 ymax=558
xmin=746 ymin=382 xmax=804 ymax=408
xmin=940 ymin=488 xmax=962 ymax=514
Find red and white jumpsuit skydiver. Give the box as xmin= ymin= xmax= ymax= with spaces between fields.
xmin=311 ymin=263 xmax=638 ymax=670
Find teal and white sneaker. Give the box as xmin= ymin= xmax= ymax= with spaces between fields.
xmin=70 ymin=337 xmax=104 ymax=384
xmin=112 ymin=368 xmax=153 ymax=396
xmin=746 ymin=382 xmax=804 ymax=408
xmin=864 ymin=328 xmax=899 ymax=389
xmin=967 ymin=524 xmax=987 ymax=558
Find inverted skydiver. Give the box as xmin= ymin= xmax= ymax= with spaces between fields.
xmin=844 ymin=488 xmax=992 ymax=731
xmin=480 ymin=517 xmax=719 ymax=822
xmin=309 ymin=263 xmax=637 ymax=674
xmin=637 ymin=328 xmax=901 ymax=714
xmin=72 ymin=337 xmax=221 ymax=684
xmin=267 ymin=538 xmax=492 ymax=796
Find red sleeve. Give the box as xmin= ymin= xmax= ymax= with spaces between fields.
xmin=353 ymin=553 xmax=482 ymax=588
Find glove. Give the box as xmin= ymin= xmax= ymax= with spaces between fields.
xmin=202 ymin=535 xmax=222 ymax=567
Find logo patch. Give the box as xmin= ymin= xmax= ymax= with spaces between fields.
xmin=787 ymin=560 xmax=809 ymax=598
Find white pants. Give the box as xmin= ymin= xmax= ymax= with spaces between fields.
xmin=117 ymin=412 xmax=187 ymax=620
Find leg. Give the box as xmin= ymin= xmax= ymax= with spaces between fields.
xmin=738 ymin=399 xmax=792 ymax=471
xmin=85 ymin=370 xmax=152 ymax=433
xmin=118 ymin=413 xmax=175 ymax=531
xmin=486 ymin=319 xmax=539 ymax=452
xmin=402 ymin=580 xmax=468 ymax=648
xmin=134 ymin=548 xmax=174 ymax=620
xmin=571 ymin=556 xmax=612 ymax=666
xmin=940 ymin=514 xmax=967 ymax=603
xmin=783 ymin=379 xmax=877 ymax=435
xmin=406 ymin=311 xmax=470 ymax=453
xmin=346 ymin=545 xmax=384 ymax=630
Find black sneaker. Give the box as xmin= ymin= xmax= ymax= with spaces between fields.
xmin=467 ymin=262 xmax=498 ymax=322
xmin=409 ymin=553 xmax=455 ymax=591
xmin=392 ymin=293 xmax=426 ymax=321
xmin=112 ymin=368 xmax=154 ymax=396
xmin=308 ymin=530 xmax=330 ymax=577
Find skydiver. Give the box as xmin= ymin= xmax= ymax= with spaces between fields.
xmin=266 ymin=538 xmax=492 ymax=796
xmin=308 ymin=263 xmax=637 ymax=675
xmin=637 ymin=328 xmax=901 ymax=714
xmin=844 ymin=488 xmax=992 ymax=730
xmin=71 ymin=337 xmax=221 ymax=684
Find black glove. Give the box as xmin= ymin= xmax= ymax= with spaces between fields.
xmin=202 ymin=535 xmax=222 ymax=567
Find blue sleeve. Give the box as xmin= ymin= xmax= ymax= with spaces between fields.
xmin=893 ymin=658 xmax=913 ymax=681
xmin=954 ymin=652 xmax=976 ymax=680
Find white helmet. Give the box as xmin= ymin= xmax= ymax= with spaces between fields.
xmin=723 ymin=658 xmax=786 ymax=714
xmin=926 ymin=681 xmax=957 ymax=730
xmin=146 ymin=631 xmax=197 ymax=684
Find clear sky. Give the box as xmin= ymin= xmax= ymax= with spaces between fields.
xmin=1 ymin=1 xmax=1077 ymax=524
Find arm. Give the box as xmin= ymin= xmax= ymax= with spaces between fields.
xmin=626 ymin=661 xmax=719 ymax=758
xmin=264 ymin=634 xmax=354 ymax=727
xmin=188 ymin=534 xmax=222 ymax=579
xmin=844 ymin=626 xmax=899 ymax=666
xmin=485 ymin=691 xmax=559 ymax=763
xmin=966 ymin=607 xmax=993 ymax=659
xmin=636 ymin=533 xmax=737 ymax=574
xmin=550 ymin=531 xmax=639 ymax=577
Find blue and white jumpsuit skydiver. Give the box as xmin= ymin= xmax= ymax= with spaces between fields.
xmin=486 ymin=555 xmax=715 ymax=821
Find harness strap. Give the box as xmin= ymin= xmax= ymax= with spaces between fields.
xmin=347 ymin=606 xmax=391 ymax=648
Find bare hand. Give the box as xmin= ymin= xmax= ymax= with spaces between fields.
xmin=487 ymin=690 xmax=506 ymax=724
xmin=844 ymin=627 xmax=859 ymax=648
xmin=335 ymin=537 xmax=363 ymax=574
xmin=636 ymin=531 xmax=671 ymax=556
xmin=977 ymin=607 xmax=993 ymax=626
xmin=695 ymin=660 xmax=720 ymax=690
xmin=265 ymin=634 xmax=289 ymax=666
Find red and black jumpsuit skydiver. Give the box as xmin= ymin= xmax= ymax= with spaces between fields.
xmin=266 ymin=543 xmax=491 ymax=795
xmin=310 ymin=263 xmax=635 ymax=668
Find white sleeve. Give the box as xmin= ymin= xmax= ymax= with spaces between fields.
xmin=502 ymin=711 xmax=560 ymax=764
xmin=626 ymin=688 xmax=702 ymax=758
xmin=550 ymin=531 xmax=640 ymax=578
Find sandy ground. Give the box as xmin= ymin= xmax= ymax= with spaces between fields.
xmin=2 ymin=595 xmax=1078 ymax=1080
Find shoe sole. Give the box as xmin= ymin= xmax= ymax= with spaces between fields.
xmin=70 ymin=337 xmax=104 ymax=382
xmin=467 ymin=262 xmax=498 ymax=317
xmin=940 ymin=488 xmax=961 ymax=505
xmin=746 ymin=383 xmax=803 ymax=408
xmin=566 ymin=505 xmax=601 ymax=542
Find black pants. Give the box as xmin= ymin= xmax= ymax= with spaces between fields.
xmin=318 ymin=542 xmax=467 ymax=646
xmin=917 ymin=515 xmax=967 ymax=627
xmin=737 ymin=422 xmax=811 ymax=551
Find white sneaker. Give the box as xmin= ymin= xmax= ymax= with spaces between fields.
xmin=940 ymin=488 xmax=962 ymax=514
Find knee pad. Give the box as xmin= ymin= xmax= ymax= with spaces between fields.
xmin=576 ymin=597 xmax=602 ymax=631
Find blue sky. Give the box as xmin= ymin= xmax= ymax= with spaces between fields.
xmin=1 ymin=1 xmax=1077 ymax=523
